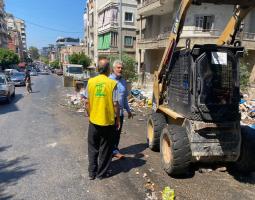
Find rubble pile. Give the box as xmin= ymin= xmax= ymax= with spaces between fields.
xmin=64 ymin=93 xmax=86 ymax=113
xmin=240 ymin=97 xmax=255 ymax=128
xmin=129 ymin=89 xmax=152 ymax=113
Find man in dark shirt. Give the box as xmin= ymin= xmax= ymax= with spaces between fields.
xmin=25 ymin=70 xmax=32 ymax=94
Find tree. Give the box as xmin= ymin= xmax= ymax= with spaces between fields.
xmin=240 ymin=59 xmax=251 ymax=91
xmin=29 ymin=46 xmax=40 ymax=60
xmin=69 ymin=53 xmax=91 ymax=69
xmin=107 ymin=54 xmax=137 ymax=81
xmin=0 ymin=48 xmax=19 ymax=70
xmin=50 ymin=59 xmax=60 ymax=69
xmin=40 ymin=56 xmax=49 ymax=65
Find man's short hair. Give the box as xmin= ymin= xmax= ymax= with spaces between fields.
xmin=98 ymin=57 xmax=110 ymax=74
xmin=113 ymin=59 xmax=123 ymax=68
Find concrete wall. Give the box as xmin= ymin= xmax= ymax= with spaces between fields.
xmin=183 ymin=4 xmax=234 ymax=37
xmin=246 ymin=10 xmax=255 ymax=33
xmin=144 ymin=49 xmax=164 ymax=74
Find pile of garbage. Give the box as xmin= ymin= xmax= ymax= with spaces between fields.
xmin=129 ymin=89 xmax=152 ymax=112
xmin=240 ymin=96 xmax=255 ymax=128
xmin=63 ymin=93 xmax=86 ymax=113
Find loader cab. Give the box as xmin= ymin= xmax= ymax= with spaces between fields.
xmin=167 ymin=44 xmax=244 ymax=122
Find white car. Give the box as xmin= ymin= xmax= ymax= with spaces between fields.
xmin=0 ymin=73 xmax=15 ymax=103
xmin=30 ymin=70 xmax=38 ymax=76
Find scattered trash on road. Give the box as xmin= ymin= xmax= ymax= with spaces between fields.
xmin=162 ymin=186 xmax=175 ymax=200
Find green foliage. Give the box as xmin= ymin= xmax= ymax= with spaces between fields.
xmin=29 ymin=46 xmax=40 ymax=60
xmin=50 ymin=59 xmax=60 ymax=69
xmin=106 ymin=54 xmax=137 ymax=81
xmin=69 ymin=53 xmax=91 ymax=69
xmin=40 ymin=56 xmax=49 ymax=65
xmin=240 ymin=59 xmax=251 ymax=90
xmin=0 ymin=48 xmax=19 ymax=70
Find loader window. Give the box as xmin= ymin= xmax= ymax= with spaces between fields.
xmin=198 ymin=52 xmax=234 ymax=105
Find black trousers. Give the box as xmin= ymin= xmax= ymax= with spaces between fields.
xmin=113 ymin=116 xmax=124 ymax=152
xmin=88 ymin=122 xmax=115 ymax=178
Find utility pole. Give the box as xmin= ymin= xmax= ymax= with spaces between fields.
xmin=119 ymin=0 xmax=122 ymax=60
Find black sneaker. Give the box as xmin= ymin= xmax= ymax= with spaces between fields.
xmin=88 ymin=175 xmax=95 ymax=180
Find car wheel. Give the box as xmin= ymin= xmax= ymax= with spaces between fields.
xmin=11 ymin=89 xmax=15 ymax=98
xmin=6 ymin=94 xmax=11 ymax=104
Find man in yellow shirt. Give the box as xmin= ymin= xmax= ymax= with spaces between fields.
xmin=84 ymin=57 xmax=120 ymax=180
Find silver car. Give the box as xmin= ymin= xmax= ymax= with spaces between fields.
xmin=0 ymin=73 xmax=15 ymax=103
xmin=30 ymin=70 xmax=38 ymax=76
xmin=10 ymin=72 xmax=26 ymax=86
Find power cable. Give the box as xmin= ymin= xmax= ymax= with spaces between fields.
xmin=15 ymin=17 xmax=83 ymax=34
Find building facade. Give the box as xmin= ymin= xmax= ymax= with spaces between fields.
xmin=60 ymin=45 xmax=86 ymax=65
xmin=84 ymin=0 xmax=137 ymax=63
xmin=5 ymin=13 xmax=24 ymax=60
xmin=136 ymin=0 xmax=255 ymax=86
xmin=48 ymin=38 xmax=81 ymax=63
xmin=97 ymin=0 xmax=137 ymax=57
xmin=15 ymin=18 xmax=27 ymax=51
xmin=85 ymin=0 xmax=98 ymax=64
xmin=0 ymin=0 xmax=8 ymax=48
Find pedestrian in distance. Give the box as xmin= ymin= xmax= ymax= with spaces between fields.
xmin=109 ymin=60 xmax=133 ymax=159
xmin=25 ymin=69 xmax=32 ymax=94
xmin=83 ymin=57 xmax=120 ymax=180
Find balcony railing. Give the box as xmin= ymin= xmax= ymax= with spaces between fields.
xmin=138 ymin=0 xmax=160 ymax=8
xmin=138 ymin=30 xmax=255 ymax=43
xmin=242 ymin=32 xmax=255 ymax=40
xmin=138 ymin=30 xmax=255 ymax=50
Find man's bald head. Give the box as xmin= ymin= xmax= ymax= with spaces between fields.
xmin=98 ymin=57 xmax=110 ymax=75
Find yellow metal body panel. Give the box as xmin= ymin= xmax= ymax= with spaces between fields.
xmin=158 ymin=105 xmax=184 ymax=120
xmin=217 ymin=6 xmax=253 ymax=46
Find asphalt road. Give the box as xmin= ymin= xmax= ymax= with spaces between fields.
xmin=0 ymin=74 xmax=255 ymax=200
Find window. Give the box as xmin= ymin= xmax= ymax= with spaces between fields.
xmin=124 ymin=36 xmax=133 ymax=47
xmin=125 ymin=12 xmax=133 ymax=22
xmin=195 ymin=15 xmax=214 ymax=32
xmin=111 ymin=32 xmax=118 ymax=47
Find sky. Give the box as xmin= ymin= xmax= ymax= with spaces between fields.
xmin=5 ymin=0 xmax=86 ymax=49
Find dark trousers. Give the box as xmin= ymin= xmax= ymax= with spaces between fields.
xmin=88 ymin=122 xmax=115 ymax=178
xmin=113 ymin=116 xmax=124 ymax=152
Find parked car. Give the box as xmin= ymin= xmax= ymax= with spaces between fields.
xmin=30 ymin=70 xmax=38 ymax=76
xmin=40 ymin=70 xmax=50 ymax=75
xmin=0 ymin=73 xmax=15 ymax=103
xmin=10 ymin=72 xmax=26 ymax=86
xmin=4 ymin=69 xmax=19 ymax=77
xmin=55 ymin=69 xmax=63 ymax=76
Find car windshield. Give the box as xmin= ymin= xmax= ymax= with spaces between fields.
xmin=12 ymin=73 xmax=25 ymax=78
xmin=0 ymin=75 xmax=6 ymax=84
xmin=68 ymin=67 xmax=82 ymax=74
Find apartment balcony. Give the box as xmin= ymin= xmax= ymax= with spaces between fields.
xmin=98 ymin=46 xmax=119 ymax=54
xmin=137 ymin=30 xmax=255 ymax=50
xmin=137 ymin=0 xmax=176 ymax=17
xmin=98 ymin=21 xmax=118 ymax=34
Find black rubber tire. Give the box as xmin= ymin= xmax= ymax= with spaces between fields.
xmin=234 ymin=126 xmax=255 ymax=173
xmin=147 ymin=112 xmax=166 ymax=151
xmin=11 ymin=89 xmax=15 ymax=98
xmin=160 ymin=124 xmax=192 ymax=176
xmin=6 ymin=94 xmax=11 ymax=104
